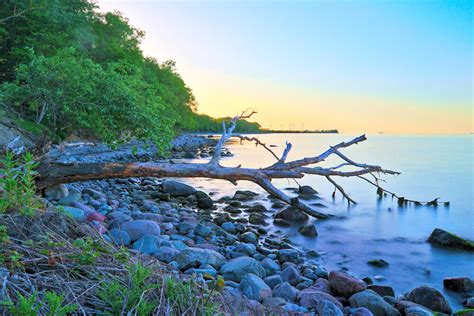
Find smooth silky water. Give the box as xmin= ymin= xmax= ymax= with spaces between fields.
xmin=182 ymin=133 xmax=473 ymax=308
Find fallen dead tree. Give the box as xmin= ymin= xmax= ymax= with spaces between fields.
xmin=34 ymin=111 xmax=404 ymax=219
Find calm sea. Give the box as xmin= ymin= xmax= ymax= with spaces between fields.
xmin=185 ymin=133 xmax=474 ymax=308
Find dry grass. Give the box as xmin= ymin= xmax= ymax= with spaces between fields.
xmin=0 ymin=210 xmax=229 ymax=315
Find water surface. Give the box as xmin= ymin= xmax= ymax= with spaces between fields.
xmin=186 ymin=133 xmax=473 ymax=308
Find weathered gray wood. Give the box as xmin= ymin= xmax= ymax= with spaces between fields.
xmin=36 ymin=112 xmax=399 ymax=219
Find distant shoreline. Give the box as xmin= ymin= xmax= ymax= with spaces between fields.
xmin=190 ymin=130 xmax=339 ymax=135
xmin=257 ymin=129 xmax=338 ymax=134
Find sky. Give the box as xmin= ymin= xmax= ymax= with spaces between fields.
xmin=97 ymin=0 xmax=473 ymax=134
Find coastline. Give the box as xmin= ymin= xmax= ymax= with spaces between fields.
xmin=28 ymin=134 xmax=473 ymax=314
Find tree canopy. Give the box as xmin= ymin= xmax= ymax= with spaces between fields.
xmin=0 ymin=0 xmax=261 ymax=152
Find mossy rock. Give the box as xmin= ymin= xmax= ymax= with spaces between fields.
xmin=428 ymin=228 xmax=474 ymax=251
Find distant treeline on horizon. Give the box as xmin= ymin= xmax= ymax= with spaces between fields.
xmin=260 ymin=129 xmax=339 ymax=134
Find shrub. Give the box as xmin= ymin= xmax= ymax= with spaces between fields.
xmin=1 ymin=291 xmax=77 ymax=316
xmin=1 ymin=49 xmax=175 ymax=152
xmin=0 ymin=151 xmax=42 ymax=215
xmin=98 ymin=263 xmax=158 ymax=315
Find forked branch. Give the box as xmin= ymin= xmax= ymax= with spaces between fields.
xmin=35 ymin=112 xmax=442 ymax=219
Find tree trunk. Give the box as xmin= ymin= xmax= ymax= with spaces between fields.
xmin=35 ymin=112 xmax=400 ymax=219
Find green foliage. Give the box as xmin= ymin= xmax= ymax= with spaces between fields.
xmin=0 ymin=249 xmax=23 ymax=270
xmin=0 ymin=151 xmax=42 ymax=216
xmin=98 ymin=263 xmax=158 ymax=315
xmin=2 ymin=293 xmax=41 ymax=316
xmin=164 ymin=276 xmax=220 ymax=315
xmin=113 ymin=246 xmax=131 ymax=263
xmin=1 ymin=291 xmax=77 ymax=316
xmin=0 ymin=225 xmax=9 ymax=243
xmin=43 ymin=291 xmax=78 ymax=316
xmin=0 ymin=0 xmax=262 ymax=151
xmin=70 ymin=237 xmax=104 ymax=264
xmin=1 ymin=49 xmax=174 ymax=150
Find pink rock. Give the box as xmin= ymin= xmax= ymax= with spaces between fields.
xmin=87 ymin=211 xmax=106 ymax=222
xmin=328 ymin=271 xmax=367 ymax=298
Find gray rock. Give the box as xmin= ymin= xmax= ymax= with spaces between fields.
xmin=109 ymin=228 xmax=131 ymax=246
xmin=298 ymin=224 xmax=318 ymax=237
xmin=262 ymin=296 xmax=286 ymax=307
xmin=443 ymin=277 xmax=474 ymax=292
xmin=107 ymin=211 xmax=133 ymax=225
xmin=277 ymin=249 xmax=301 ymax=264
xmin=154 ymin=246 xmax=179 ymax=263
xmin=284 ymin=303 xmax=309 ymax=313
xmin=273 ymin=282 xmax=300 ymax=302
xmin=405 ymin=307 xmax=433 ymax=316
xmin=195 ymin=223 xmax=213 ymax=237
xmin=353 ymin=307 xmax=375 ymax=316
xmin=427 ymin=228 xmax=474 ymax=251
xmin=132 ymin=235 xmax=161 ymax=254
xmin=221 ymin=222 xmax=236 ymax=233
xmin=197 ymin=197 xmax=213 ymax=209
xmin=349 ymin=290 xmax=400 ymax=316
xmin=235 ymin=243 xmax=256 ymax=256
xmin=299 ymin=185 xmax=318 ymax=195
xmin=367 ymin=259 xmax=389 ymax=268
xmin=239 ymin=274 xmax=272 ymax=302
xmin=406 ymin=286 xmax=452 ymax=314
xmin=162 ymin=180 xmax=196 ymax=197
xmin=45 ymin=184 xmax=69 ymax=200
xmin=82 ymin=188 xmax=106 ymax=200
xmin=298 ymin=289 xmax=343 ymax=310
xmin=240 ymin=231 xmax=258 ymax=245
xmin=273 ymin=219 xmax=291 ymax=227
xmin=232 ymin=190 xmax=258 ymax=201
xmin=281 ymin=266 xmax=301 ymax=286
xmin=220 ymin=256 xmax=266 ymax=282
xmin=175 ymin=247 xmax=225 ymax=270
xmin=315 ymin=266 xmax=329 ymax=278
xmin=249 ymin=213 xmax=267 ymax=225
xmin=368 ymin=285 xmax=395 ymax=297
xmin=62 ymin=206 xmax=85 ymax=220
xmin=264 ymin=275 xmax=283 ymax=288
xmin=132 ymin=212 xmax=163 ymax=222
xmin=329 ymin=271 xmax=367 ymax=298
xmin=314 ymin=278 xmax=331 ymax=294
xmin=317 ymin=299 xmax=344 ymax=316
xmin=261 ymin=258 xmax=281 ymax=274
xmin=121 ymin=220 xmax=161 ymax=241
xmin=275 ymin=207 xmax=309 ymax=222
xmin=58 ymin=189 xmax=81 ymax=206
xmin=178 ymin=221 xmax=197 ymax=234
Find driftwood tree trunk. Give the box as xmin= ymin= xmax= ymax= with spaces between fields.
xmin=36 ymin=112 xmax=400 ymax=219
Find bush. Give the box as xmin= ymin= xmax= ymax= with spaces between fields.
xmin=98 ymin=263 xmax=158 ymax=315
xmin=0 ymin=151 xmax=42 ymax=215
xmin=1 ymin=291 xmax=77 ymax=316
xmin=1 ymin=49 xmax=175 ymax=152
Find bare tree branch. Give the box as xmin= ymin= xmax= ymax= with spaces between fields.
xmin=267 ymin=134 xmax=367 ymax=170
xmin=35 ymin=114 xmax=444 ymax=219
xmin=209 ymin=110 xmax=257 ymax=166
xmin=326 ymin=176 xmax=356 ymax=204
xmin=233 ymin=135 xmax=280 ymax=161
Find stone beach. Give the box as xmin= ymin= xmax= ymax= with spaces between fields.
xmin=43 ymin=135 xmax=474 ymax=315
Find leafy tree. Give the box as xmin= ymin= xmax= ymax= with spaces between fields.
xmin=0 ymin=0 xmax=262 ymax=151
xmin=1 ymin=48 xmax=174 ymax=150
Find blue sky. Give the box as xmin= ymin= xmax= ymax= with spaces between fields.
xmin=98 ymin=0 xmax=473 ymax=133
